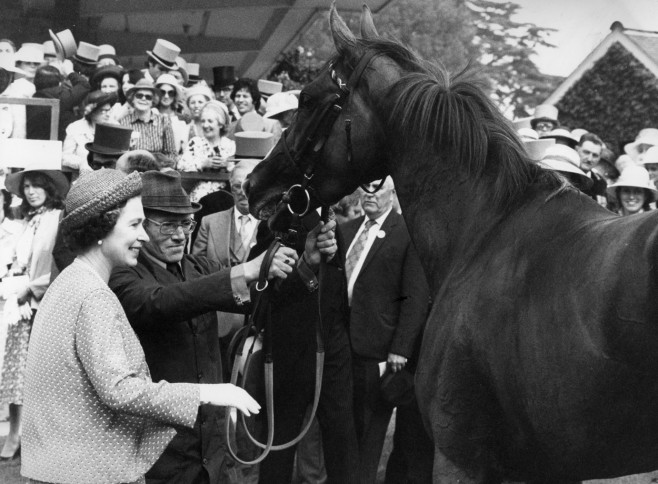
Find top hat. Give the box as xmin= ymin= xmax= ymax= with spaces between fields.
xmin=257 ymin=79 xmax=282 ymax=98
xmin=212 ymin=66 xmax=237 ymax=90
xmin=524 ymin=138 xmax=555 ymax=161
xmin=264 ymin=92 xmax=298 ymax=119
xmin=232 ymin=131 xmax=274 ymax=159
xmin=73 ymin=41 xmax=100 ymax=65
xmin=98 ymin=44 xmax=116 ymax=59
xmin=84 ymin=123 xmax=132 ymax=155
xmin=607 ymin=165 xmax=657 ymax=200
xmin=49 ymin=29 xmax=77 ymax=61
xmin=142 ymin=170 xmax=201 ymax=214
xmin=5 ymin=162 xmax=70 ymax=200
xmin=146 ymin=39 xmax=180 ymax=70
xmin=540 ymin=128 xmax=579 ymax=149
xmin=530 ymin=104 xmax=559 ymax=129
xmin=42 ymin=40 xmax=57 ymax=58
xmin=187 ymin=63 xmax=201 ymax=85
xmin=624 ymin=128 xmax=658 ymax=160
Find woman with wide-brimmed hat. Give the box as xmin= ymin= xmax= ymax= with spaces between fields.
xmin=0 ymin=164 xmax=69 ymax=460
xmin=120 ymin=78 xmax=176 ymax=158
xmin=155 ymin=73 xmax=188 ymax=155
xmin=20 ymin=169 xmax=259 ymax=484
xmin=607 ymin=165 xmax=657 ymax=216
xmin=185 ymin=83 xmax=214 ymax=139
xmin=62 ymin=89 xmax=118 ymax=173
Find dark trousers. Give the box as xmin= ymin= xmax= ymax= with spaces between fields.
xmin=352 ymin=357 xmax=394 ymax=484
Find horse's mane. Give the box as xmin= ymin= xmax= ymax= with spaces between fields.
xmin=343 ymin=38 xmax=566 ymax=211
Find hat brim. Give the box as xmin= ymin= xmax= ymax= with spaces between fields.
xmin=90 ymin=66 xmax=124 ymax=86
xmin=538 ymin=160 xmax=593 ymax=190
xmin=143 ymin=203 xmax=202 ymax=214
xmin=72 ymin=55 xmax=97 ymax=65
xmin=264 ymin=106 xmax=295 ymax=119
xmin=84 ymin=142 xmax=126 ymax=156
xmin=624 ymin=140 xmax=658 ymax=157
xmin=530 ymin=117 xmax=559 ymax=129
xmin=126 ymin=84 xmax=159 ymax=98
xmin=5 ymin=169 xmax=70 ymax=199
xmin=146 ymin=51 xmax=178 ymax=70
xmin=607 ymin=181 xmax=658 ymax=198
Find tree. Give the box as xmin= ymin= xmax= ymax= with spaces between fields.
xmin=268 ymin=0 xmax=561 ymax=117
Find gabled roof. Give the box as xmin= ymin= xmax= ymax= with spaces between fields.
xmin=545 ymin=22 xmax=658 ymax=105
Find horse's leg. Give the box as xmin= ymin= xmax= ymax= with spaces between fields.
xmin=433 ymin=446 xmax=502 ymax=484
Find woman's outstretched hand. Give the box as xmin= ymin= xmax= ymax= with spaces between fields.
xmin=200 ymin=384 xmax=261 ymax=416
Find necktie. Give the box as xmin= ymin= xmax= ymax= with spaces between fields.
xmin=345 ymin=219 xmax=376 ymax=282
xmin=235 ymin=215 xmax=251 ymax=261
xmin=166 ymin=262 xmax=184 ymax=281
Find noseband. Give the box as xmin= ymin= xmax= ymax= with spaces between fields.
xmin=281 ymin=50 xmax=384 ymax=216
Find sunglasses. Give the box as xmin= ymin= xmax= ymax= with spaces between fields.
xmin=160 ymin=89 xmax=175 ymax=97
xmin=134 ymin=93 xmax=153 ymax=101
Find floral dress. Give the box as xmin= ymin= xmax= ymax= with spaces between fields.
xmin=177 ymin=136 xmax=236 ymax=202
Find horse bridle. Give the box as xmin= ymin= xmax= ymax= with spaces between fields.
xmin=280 ymin=49 xmax=386 ymax=217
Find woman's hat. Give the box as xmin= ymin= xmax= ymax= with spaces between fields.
xmin=624 ymin=128 xmax=658 ymax=159
xmin=84 ymin=123 xmax=133 ymax=155
xmin=264 ymin=92 xmax=298 ymax=119
xmin=146 ymin=39 xmax=180 ymax=70
xmin=607 ymin=165 xmax=657 ymax=199
xmin=155 ymin=73 xmax=184 ymax=99
xmin=126 ymin=78 xmax=159 ymax=98
xmin=524 ymin=138 xmax=555 ymax=161
xmin=84 ymin=90 xmax=118 ymax=114
xmin=15 ymin=45 xmax=44 ymax=64
xmin=60 ymin=170 xmax=142 ymax=232
xmin=5 ymin=163 xmax=70 ymax=199
xmin=571 ymin=128 xmax=588 ymax=143
xmin=538 ymin=144 xmax=592 ymax=189
xmin=141 ymin=170 xmax=201 ymax=214
xmin=90 ymin=64 xmax=124 ymax=88
xmin=0 ymin=53 xmax=27 ymax=76
xmin=212 ymin=66 xmax=237 ymax=90
xmin=48 ymin=29 xmax=77 ymax=60
xmin=530 ymin=104 xmax=559 ymax=129
xmin=638 ymin=146 xmax=658 ymax=166
xmin=73 ymin=42 xmax=100 ymax=65
xmin=202 ymin=100 xmax=230 ymax=125
xmin=230 ymin=131 xmax=274 ymax=160
xmin=185 ymin=83 xmax=213 ymax=104
xmin=540 ymin=128 xmax=579 ymax=149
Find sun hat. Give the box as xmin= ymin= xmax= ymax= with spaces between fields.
xmin=5 ymin=162 xmax=70 ymax=200
xmin=185 ymin=83 xmax=214 ymax=105
xmin=146 ymin=39 xmax=180 ymax=70
xmin=530 ymin=104 xmax=559 ymax=130
xmin=264 ymin=92 xmax=298 ymax=119
xmin=60 ymin=170 xmax=142 ymax=231
xmin=523 ymin=138 xmax=555 ymax=161
xmin=15 ymin=45 xmax=44 ymax=64
xmin=538 ymin=145 xmax=592 ymax=189
xmin=126 ymin=78 xmax=159 ymax=98
xmin=607 ymin=165 xmax=657 ymax=200
xmin=90 ymin=64 xmax=124 ymax=88
xmin=638 ymin=146 xmax=658 ymax=166
xmin=517 ymin=127 xmax=538 ymax=141
xmin=212 ymin=66 xmax=237 ymax=90
xmin=141 ymin=170 xmax=201 ymax=214
xmin=48 ymin=29 xmax=76 ymax=60
xmin=72 ymin=42 xmax=100 ymax=65
xmin=624 ymin=128 xmax=658 ymax=159
xmin=42 ymin=40 xmax=57 ymax=58
xmin=0 ymin=53 xmax=26 ymax=76
xmin=155 ymin=73 xmax=184 ymax=99
xmin=84 ymin=123 xmax=133 ymax=155
xmin=540 ymin=128 xmax=579 ymax=149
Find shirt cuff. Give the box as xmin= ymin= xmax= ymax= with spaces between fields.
xmin=297 ymin=256 xmax=319 ymax=293
xmin=230 ymin=265 xmax=251 ymax=306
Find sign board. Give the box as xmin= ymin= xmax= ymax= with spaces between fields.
xmin=0 ymin=138 xmax=63 ymax=169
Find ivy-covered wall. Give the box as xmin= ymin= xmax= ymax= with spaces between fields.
xmin=555 ymin=42 xmax=658 ymax=154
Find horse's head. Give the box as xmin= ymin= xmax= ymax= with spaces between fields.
xmin=246 ymin=4 xmax=394 ymax=226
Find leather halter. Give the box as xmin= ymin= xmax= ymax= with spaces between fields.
xmin=280 ymin=49 xmax=384 ymax=217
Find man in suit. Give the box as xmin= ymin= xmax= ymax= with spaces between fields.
xmin=109 ymin=170 xmax=334 ymax=484
xmin=341 ymin=177 xmax=430 ymax=483
xmin=192 ymin=159 xmax=260 ymax=379
xmin=576 ymin=132 xmax=608 ymax=205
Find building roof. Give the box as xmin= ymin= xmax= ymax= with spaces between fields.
xmin=545 ymin=22 xmax=658 ymax=105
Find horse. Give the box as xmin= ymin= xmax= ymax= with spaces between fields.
xmin=245 ymin=5 xmax=658 ymax=483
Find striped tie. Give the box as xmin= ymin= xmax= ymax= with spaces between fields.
xmin=345 ymin=219 xmax=376 ymax=282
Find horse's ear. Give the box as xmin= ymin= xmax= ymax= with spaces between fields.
xmin=330 ymin=3 xmax=357 ymax=58
xmin=359 ymin=4 xmax=379 ymax=39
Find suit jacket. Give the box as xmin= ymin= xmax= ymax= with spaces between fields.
xmin=109 ymin=253 xmax=245 ymax=484
xmin=341 ymin=211 xmax=429 ymax=360
xmin=23 ymin=260 xmax=199 ymax=484
xmin=192 ymin=207 xmax=259 ymax=337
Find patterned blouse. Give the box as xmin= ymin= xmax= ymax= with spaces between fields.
xmin=22 ymin=259 xmax=199 ymax=484
xmin=120 ymin=111 xmax=177 ymax=157
xmin=178 ymin=135 xmax=236 ymax=202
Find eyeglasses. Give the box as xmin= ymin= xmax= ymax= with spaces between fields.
xmin=160 ymin=89 xmax=175 ymax=97
xmin=145 ymin=218 xmax=196 ymax=235
xmin=134 ymin=93 xmax=153 ymax=101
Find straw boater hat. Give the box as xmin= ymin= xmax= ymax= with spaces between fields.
xmin=607 ymin=165 xmax=658 ymax=201
xmin=48 ymin=29 xmax=77 ymax=60
xmin=146 ymin=39 xmax=180 ymax=70
xmin=212 ymin=66 xmax=237 ymax=90
xmin=523 ymin=138 xmax=555 ymax=161
xmin=540 ymin=128 xmax=579 ymax=149
xmin=73 ymin=42 xmax=100 ymax=65
xmin=538 ymin=144 xmax=593 ymax=190
xmin=60 ymin=170 xmax=142 ymax=232
xmin=530 ymin=104 xmax=559 ymax=130
xmin=264 ymin=92 xmax=298 ymax=119
xmin=624 ymin=128 xmax=658 ymax=159
xmin=141 ymin=170 xmax=201 ymax=214
xmin=85 ymin=123 xmax=132 ymax=155
xmin=155 ymin=73 xmax=184 ymax=99
xmin=5 ymin=162 xmax=70 ymax=200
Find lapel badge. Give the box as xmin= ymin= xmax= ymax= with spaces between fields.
xmin=377 ymin=230 xmax=386 ymax=239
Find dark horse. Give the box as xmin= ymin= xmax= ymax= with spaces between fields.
xmin=246 ymin=5 xmax=658 ymax=483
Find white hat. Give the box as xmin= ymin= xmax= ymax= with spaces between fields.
xmin=571 ymin=128 xmax=588 ymax=142
xmin=517 ymin=128 xmax=538 ymax=141
xmin=155 ymin=73 xmax=185 ymax=99
xmin=264 ymin=92 xmax=298 ymax=118
xmin=539 ymin=144 xmax=592 ymax=189
xmin=0 ymin=54 xmax=27 ymax=75
xmin=607 ymin=165 xmax=657 ymax=199
xmin=638 ymin=146 xmax=658 ymax=166
xmin=524 ymin=138 xmax=555 ymax=161
xmin=531 ymin=104 xmax=558 ymax=128
xmin=73 ymin=42 xmax=100 ymax=65
xmin=624 ymin=128 xmax=658 ymax=159
xmin=15 ymin=45 xmax=44 ymax=64
xmin=42 ymin=40 xmax=56 ymax=58
xmin=146 ymin=39 xmax=180 ymax=70
xmin=540 ymin=128 xmax=579 ymax=148
xmin=257 ymin=79 xmax=282 ymax=97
